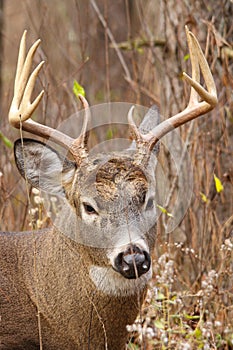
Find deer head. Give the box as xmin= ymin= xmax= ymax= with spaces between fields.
xmin=9 ymin=28 xmax=217 ymax=294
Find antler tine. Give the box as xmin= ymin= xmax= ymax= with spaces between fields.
xmin=77 ymin=94 xmax=90 ymax=148
xmin=128 ymin=27 xmax=218 ymax=158
xmin=183 ymin=27 xmax=217 ymax=106
xmin=184 ymin=26 xmax=200 ymax=107
xmin=9 ymin=31 xmax=76 ymax=151
xmin=14 ymin=30 xmax=27 ymax=101
xmin=128 ymin=106 xmax=144 ymax=144
xmin=9 ymin=30 xmax=45 ymax=125
xmin=70 ymin=94 xmax=91 ymax=162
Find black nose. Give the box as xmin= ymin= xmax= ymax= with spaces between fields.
xmin=114 ymin=245 xmax=151 ymax=279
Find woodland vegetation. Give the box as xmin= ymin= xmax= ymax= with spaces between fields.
xmin=0 ymin=1 xmax=232 ymax=349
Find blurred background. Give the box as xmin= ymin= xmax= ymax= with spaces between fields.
xmin=0 ymin=1 xmax=232 ymax=348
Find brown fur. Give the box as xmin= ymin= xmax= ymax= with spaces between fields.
xmin=1 ymin=141 xmax=157 ymax=349
xmin=0 ymin=229 xmax=147 ymax=349
xmin=96 ymin=158 xmax=148 ymax=203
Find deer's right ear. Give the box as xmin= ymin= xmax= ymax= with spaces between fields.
xmin=14 ymin=139 xmax=76 ymax=196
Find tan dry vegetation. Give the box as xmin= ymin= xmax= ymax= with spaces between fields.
xmin=0 ymin=1 xmax=232 ymax=349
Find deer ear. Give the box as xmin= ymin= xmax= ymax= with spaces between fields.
xmin=14 ymin=139 xmax=76 ymax=196
xmin=129 ymin=105 xmax=161 ymax=155
xmin=140 ymin=105 xmax=160 ymax=155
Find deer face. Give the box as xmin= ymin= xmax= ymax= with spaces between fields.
xmin=76 ymin=156 xmax=158 ymax=279
xmin=14 ymin=138 xmax=158 ymax=292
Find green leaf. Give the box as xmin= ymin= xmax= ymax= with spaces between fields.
xmin=200 ymin=192 xmax=208 ymax=203
xmin=155 ymin=292 xmax=166 ymax=300
xmin=127 ymin=344 xmax=139 ymax=350
xmin=154 ymin=319 xmax=165 ymax=330
xmin=193 ymin=327 xmax=202 ymax=340
xmin=157 ymin=204 xmax=173 ymax=218
xmin=0 ymin=131 xmax=13 ymax=148
xmin=214 ymin=174 xmax=224 ymax=193
xmin=184 ymin=53 xmax=190 ymax=61
xmin=136 ymin=47 xmax=144 ymax=54
xmin=106 ymin=128 xmax=113 ymax=140
xmin=184 ymin=313 xmax=200 ymax=320
xmin=73 ymin=80 xmax=85 ymax=98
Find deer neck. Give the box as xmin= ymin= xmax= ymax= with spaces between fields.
xmin=20 ymin=228 xmax=147 ymax=346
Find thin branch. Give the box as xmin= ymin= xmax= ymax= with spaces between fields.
xmin=90 ymin=0 xmax=132 ymax=81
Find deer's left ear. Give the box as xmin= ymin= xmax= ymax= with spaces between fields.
xmin=129 ymin=105 xmax=161 ymax=156
xmin=14 ymin=138 xmax=76 ymax=196
xmin=140 ymin=105 xmax=160 ymax=155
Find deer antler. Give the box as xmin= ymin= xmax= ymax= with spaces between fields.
xmin=129 ymin=26 xmax=218 ymax=163
xmin=9 ymin=30 xmax=90 ymax=163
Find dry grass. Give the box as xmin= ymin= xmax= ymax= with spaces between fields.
xmin=0 ymin=1 xmax=232 ymax=349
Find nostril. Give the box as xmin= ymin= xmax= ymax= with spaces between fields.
xmin=114 ymin=246 xmax=151 ymax=279
xmin=123 ymin=252 xmax=145 ymax=265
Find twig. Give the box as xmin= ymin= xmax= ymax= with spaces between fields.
xmin=90 ymin=0 xmax=132 ymax=81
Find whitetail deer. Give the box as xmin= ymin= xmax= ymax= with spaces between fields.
xmin=0 ymin=27 xmax=217 ymax=349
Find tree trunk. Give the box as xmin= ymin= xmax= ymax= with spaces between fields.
xmin=0 ymin=0 xmax=4 ymax=113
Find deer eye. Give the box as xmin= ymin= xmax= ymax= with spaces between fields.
xmin=145 ymin=198 xmax=154 ymax=210
xmin=83 ymin=202 xmax=98 ymax=215
xmin=141 ymin=192 xmax=146 ymax=205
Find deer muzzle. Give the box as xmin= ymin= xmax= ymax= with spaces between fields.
xmin=114 ymin=245 xmax=151 ymax=279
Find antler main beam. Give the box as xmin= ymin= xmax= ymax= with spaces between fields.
xmin=9 ymin=30 xmax=90 ymax=162
xmin=129 ymin=26 xmax=218 ymax=156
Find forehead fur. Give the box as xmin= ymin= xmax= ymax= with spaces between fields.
xmin=95 ymin=158 xmax=148 ymax=201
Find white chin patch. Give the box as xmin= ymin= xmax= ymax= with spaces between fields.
xmin=89 ymin=265 xmax=152 ymax=296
